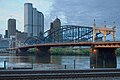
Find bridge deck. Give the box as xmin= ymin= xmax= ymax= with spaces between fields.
xmin=8 ymin=42 xmax=120 ymax=50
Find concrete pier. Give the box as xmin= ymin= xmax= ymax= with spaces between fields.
xmin=36 ymin=47 xmax=51 ymax=57
xmin=16 ymin=48 xmax=28 ymax=54
xmin=90 ymin=48 xmax=116 ymax=68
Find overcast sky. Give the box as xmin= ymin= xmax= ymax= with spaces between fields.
xmin=0 ymin=0 xmax=120 ymax=38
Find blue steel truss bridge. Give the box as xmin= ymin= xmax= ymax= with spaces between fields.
xmin=25 ymin=23 xmax=115 ymax=45
xmin=44 ymin=25 xmax=93 ymax=43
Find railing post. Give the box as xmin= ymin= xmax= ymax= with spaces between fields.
xmin=65 ymin=65 xmax=66 ymax=69
xmin=4 ymin=61 xmax=7 ymax=69
xmin=74 ymin=59 xmax=76 ymax=69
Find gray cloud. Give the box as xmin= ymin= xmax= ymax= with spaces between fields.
xmin=47 ymin=0 xmax=120 ymax=38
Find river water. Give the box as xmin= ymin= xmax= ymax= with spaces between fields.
xmin=0 ymin=53 xmax=120 ymax=69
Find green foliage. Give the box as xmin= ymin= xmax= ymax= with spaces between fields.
xmin=51 ymin=48 xmax=120 ymax=56
xmin=80 ymin=49 xmax=90 ymax=55
xmin=25 ymin=47 xmax=120 ymax=56
xmin=50 ymin=47 xmax=90 ymax=56
xmin=28 ymin=48 xmax=36 ymax=54
xmin=116 ymin=48 xmax=120 ymax=56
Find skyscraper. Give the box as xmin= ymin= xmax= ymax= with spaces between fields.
xmin=49 ymin=18 xmax=61 ymax=42
xmin=33 ymin=8 xmax=38 ymax=36
xmin=8 ymin=19 xmax=16 ymax=38
xmin=24 ymin=3 xmax=44 ymax=38
xmin=4 ymin=30 xmax=8 ymax=38
xmin=24 ymin=3 xmax=33 ymax=36
xmin=37 ymin=11 xmax=44 ymax=38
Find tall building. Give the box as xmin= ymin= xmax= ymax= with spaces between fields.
xmin=49 ymin=18 xmax=61 ymax=42
xmin=24 ymin=3 xmax=33 ymax=36
xmin=37 ymin=11 xmax=44 ymax=38
xmin=4 ymin=30 xmax=8 ymax=38
xmin=33 ymin=8 xmax=38 ymax=36
xmin=8 ymin=19 xmax=16 ymax=38
xmin=24 ymin=3 xmax=44 ymax=38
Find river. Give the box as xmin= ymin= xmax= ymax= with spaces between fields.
xmin=0 ymin=54 xmax=120 ymax=69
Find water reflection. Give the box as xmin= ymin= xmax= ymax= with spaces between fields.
xmin=0 ymin=53 xmax=120 ymax=69
xmin=10 ymin=54 xmax=50 ymax=64
xmin=51 ymin=56 xmax=90 ymax=69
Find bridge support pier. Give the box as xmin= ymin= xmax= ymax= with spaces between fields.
xmin=36 ymin=47 xmax=51 ymax=57
xmin=90 ymin=48 xmax=116 ymax=68
xmin=16 ymin=48 xmax=28 ymax=54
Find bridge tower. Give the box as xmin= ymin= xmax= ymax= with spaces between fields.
xmin=103 ymin=21 xmax=107 ymax=41
xmin=112 ymin=22 xmax=116 ymax=41
xmin=93 ymin=19 xmax=96 ymax=42
xmin=92 ymin=20 xmax=116 ymax=42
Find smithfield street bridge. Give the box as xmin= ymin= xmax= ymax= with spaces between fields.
xmin=8 ymin=20 xmax=119 ymax=68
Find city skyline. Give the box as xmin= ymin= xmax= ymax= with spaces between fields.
xmin=0 ymin=0 xmax=53 ymax=36
xmin=24 ymin=3 xmax=44 ymax=37
xmin=0 ymin=0 xmax=120 ymax=38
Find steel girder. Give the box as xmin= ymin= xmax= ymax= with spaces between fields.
xmin=44 ymin=25 xmax=93 ymax=43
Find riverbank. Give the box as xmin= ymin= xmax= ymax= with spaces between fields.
xmin=50 ymin=47 xmax=120 ymax=56
xmin=1 ymin=47 xmax=120 ymax=56
xmin=50 ymin=47 xmax=89 ymax=56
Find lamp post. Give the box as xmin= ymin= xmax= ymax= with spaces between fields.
xmin=31 ymin=52 xmax=34 ymax=69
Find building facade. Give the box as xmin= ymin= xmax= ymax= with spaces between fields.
xmin=8 ymin=19 xmax=16 ymax=38
xmin=37 ymin=11 xmax=44 ymax=39
xmin=24 ymin=3 xmax=33 ymax=36
xmin=0 ymin=40 xmax=9 ymax=49
xmin=4 ymin=30 xmax=8 ymax=38
xmin=16 ymin=31 xmax=28 ymax=47
xmin=49 ymin=18 xmax=61 ymax=42
xmin=24 ymin=3 xmax=44 ymax=38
